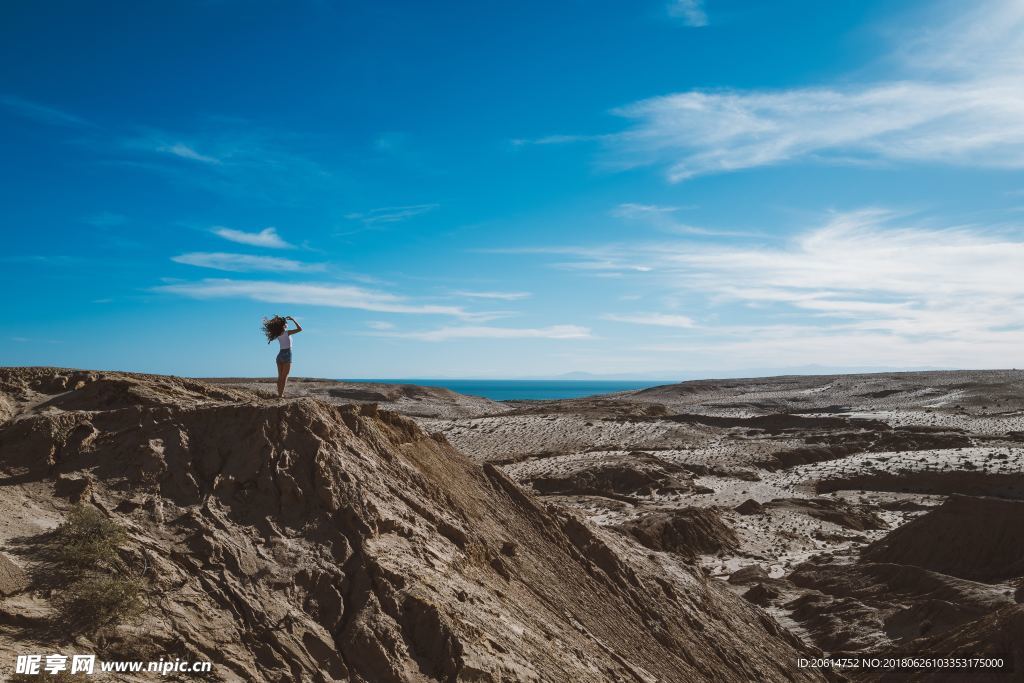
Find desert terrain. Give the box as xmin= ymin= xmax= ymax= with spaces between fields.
xmin=423 ymin=371 xmax=1024 ymax=678
xmin=1 ymin=368 xmax=1021 ymax=681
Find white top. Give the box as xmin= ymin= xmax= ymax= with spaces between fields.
xmin=277 ymin=333 xmax=292 ymax=349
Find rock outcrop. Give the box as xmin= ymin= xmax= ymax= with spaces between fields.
xmin=614 ymin=508 xmax=739 ymax=560
xmin=862 ymin=495 xmax=1024 ymax=581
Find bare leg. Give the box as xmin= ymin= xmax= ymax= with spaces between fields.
xmin=276 ymin=361 xmax=291 ymax=397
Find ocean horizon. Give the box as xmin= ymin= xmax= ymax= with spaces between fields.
xmin=339 ymin=379 xmax=673 ymax=401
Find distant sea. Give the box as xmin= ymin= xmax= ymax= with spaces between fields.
xmin=340 ymin=379 xmax=671 ymax=401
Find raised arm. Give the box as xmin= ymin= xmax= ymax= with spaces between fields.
xmin=286 ymin=315 xmax=303 ymax=335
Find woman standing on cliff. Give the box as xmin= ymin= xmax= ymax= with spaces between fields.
xmin=261 ymin=315 xmax=302 ymax=397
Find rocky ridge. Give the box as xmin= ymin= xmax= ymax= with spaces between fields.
xmin=0 ymin=368 xmax=824 ymax=682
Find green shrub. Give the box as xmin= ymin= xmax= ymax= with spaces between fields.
xmin=51 ymin=504 xmax=127 ymax=572
xmin=54 ymin=573 xmax=145 ymax=632
xmin=39 ymin=505 xmax=145 ymax=635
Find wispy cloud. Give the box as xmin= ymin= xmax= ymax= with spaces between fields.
xmin=562 ymin=262 xmax=654 ymax=276
xmin=156 ymin=278 xmax=473 ymax=317
xmin=213 ymin=226 xmax=294 ymax=249
xmin=171 ymin=252 xmax=323 ymax=273
xmin=613 ymin=202 xmax=755 ymax=237
xmin=503 ymin=208 xmax=1024 ymax=365
xmin=366 ymin=321 xmax=395 ymax=330
xmin=656 ymin=210 xmax=1024 ymax=335
xmin=0 ymin=94 xmax=92 ymax=127
xmin=612 ymin=79 xmax=1024 ymax=181
xmin=607 ymin=0 xmax=1024 ymax=180
xmin=381 ymin=325 xmax=592 ymax=342
xmin=613 ymin=203 xmax=682 ymax=219
xmin=478 ymin=244 xmax=657 ymax=276
xmin=106 ymin=123 xmax=335 ymax=204
xmin=519 ymin=1 xmax=1024 ymax=181
xmin=344 ymin=204 xmax=438 ymax=226
xmin=453 ymin=290 xmax=532 ymax=301
xmin=668 ymin=0 xmax=708 ymax=27
xmin=510 ymin=134 xmax=605 ymax=147
xmin=120 ymin=131 xmax=224 ymax=164
xmin=157 ymin=142 xmax=221 ymax=164
xmin=603 ymin=312 xmax=695 ymax=327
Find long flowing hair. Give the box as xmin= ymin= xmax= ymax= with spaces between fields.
xmin=261 ymin=316 xmax=286 ymax=343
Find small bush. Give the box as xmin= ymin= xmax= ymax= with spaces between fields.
xmin=36 ymin=505 xmax=146 ymax=635
xmin=51 ymin=504 xmax=127 ymax=572
xmin=54 ymin=573 xmax=145 ymax=632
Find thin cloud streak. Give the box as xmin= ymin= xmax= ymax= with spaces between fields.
xmin=171 ymin=252 xmax=323 ymax=273
xmin=157 ymin=142 xmax=221 ymax=164
xmin=379 ymin=325 xmax=592 ymax=342
xmin=613 ymin=203 xmax=762 ymax=237
xmin=509 ymin=134 xmax=607 ymax=147
xmin=345 ymin=204 xmax=438 ymax=225
xmin=603 ymin=312 xmax=695 ymax=328
xmin=156 ymin=278 xmax=473 ymax=317
xmin=213 ymin=226 xmax=295 ymax=249
xmin=453 ymin=290 xmax=532 ymax=301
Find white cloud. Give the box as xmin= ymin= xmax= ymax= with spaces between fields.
xmin=603 ymin=312 xmax=695 ymax=328
xmin=367 ymin=321 xmax=396 ymax=330
xmin=213 ymin=226 xmax=294 ymax=249
xmin=453 ymin=290 xmax=532 ymax=300
xmin=668 ymin=0 xmax=707 ymax=27
xmin=563 ymin=262 xmax=653 ymax=274
xmin=613 ymin=78 xmax=1024 ymax=180
xmin=120 ymin=132 xmax=224 ymax=164
xmin=660 ymin=210 xmax=1024 ymax=310
xmin=613 ymin=202 xmax=754 ymax=237
xmin=510 ymin=208 xmax=1024 ymax=366
xmin=537 ymin=0 xmax=1024 ymax=180
xmin=479 ymin=245 xmax=657 ymax=275
xmin=345 ymin=204 xmax=438 ymax=225
xmin=510 ymin=134 xmax=604 ymax=147
xmin=156 ymin=278 xmax=472 ymax=317
xmin=157 ymin=142 xmax=221 ymax=164
xmin=891 ymin=0 xmax=1024 ymax=78
xmin=384 ymin=325 xmax=592 ymax=342
xmin=670 ymin=211 xmax=1024 ymax=360
xmin=171 ymin=252 xmax=322 ymax=273
xmin=613 ymin=203 xmax=681 ymax=219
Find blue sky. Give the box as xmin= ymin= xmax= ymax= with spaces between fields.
xmin=3 ymin=0 xmax=1024 ymax=378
